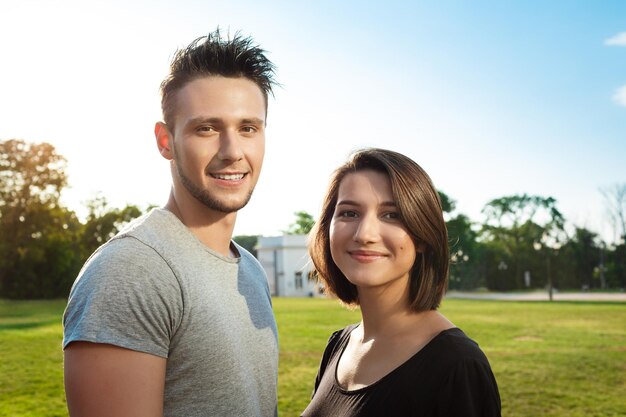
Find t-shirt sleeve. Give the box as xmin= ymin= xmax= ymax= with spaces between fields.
xmin=63 ymin=237 xmax=184 ymax=358
xmin=311 ymin=328 xmax=345 ymax=397
xmin=435 ymin=355 xmax=502 ymax=417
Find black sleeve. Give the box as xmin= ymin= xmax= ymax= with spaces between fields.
xmin=435 ymin=357 xmax=501 ymax=417
xmin=311 ymin=324 xmax=356 ymax=398
xmin=311 ymin=329 xmax=342 ymax=397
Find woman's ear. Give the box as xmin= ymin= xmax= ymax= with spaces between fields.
xmin=155 ymin=122 xmax=174 ymax=160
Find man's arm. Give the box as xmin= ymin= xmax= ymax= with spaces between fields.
xmin=64 ymin=342 xmax=167 ymax=417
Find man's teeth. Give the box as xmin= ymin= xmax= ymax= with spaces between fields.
xmin=212 ymin=173 xmax=245 ymax=180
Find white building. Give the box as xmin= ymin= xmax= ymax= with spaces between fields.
xmin=256 ymin=234 xmax=318 ymax=297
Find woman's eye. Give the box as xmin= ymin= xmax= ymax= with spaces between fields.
xmin=338 ymin=210 xmax=357 ymax=218
xmin=383 ymin=212 xmax=400 ymax=220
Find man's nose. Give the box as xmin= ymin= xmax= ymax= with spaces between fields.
xmin=217 ymin=130 xmax=243 ymax=161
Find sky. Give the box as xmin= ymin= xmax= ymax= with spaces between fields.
xmin=1 ymin=0 xmax=625 ymax=242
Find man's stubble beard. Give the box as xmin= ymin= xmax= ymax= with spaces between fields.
xmin=175 ymin=159 xmax=255 ymax=214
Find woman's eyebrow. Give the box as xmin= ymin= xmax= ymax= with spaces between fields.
xmin=336 ymin=200 xmax=359 ymax=206
xmin=336 ymin=200 xmax=397 ymax=207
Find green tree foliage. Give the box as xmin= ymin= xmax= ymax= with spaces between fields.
xmin=284 ymin=211 xmax=315 ymax=235
xmin=606 ymin=241 xmax=626 ymax=289
xmin=80 ymin=195 xmax=142 ymax=259
xmin=480 ymin=194 xmax=565 ymax=290
xmin=0 ymin=139 xmax=145 ymax=299
xmin=439 ymin=191 xmax=488 ymax=290
xmin=558 ymin=227 xmax=600 ymax=289
xmin=438 ymin=190 xmax=456 ymax=214
xmin=447 ymin=214 xmax=484 ymax=290
xmin=0 ymin=139 xmax=82 ymax=298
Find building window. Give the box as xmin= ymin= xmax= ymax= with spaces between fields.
xmin=295 ymin=271 xmax=303 ymax=289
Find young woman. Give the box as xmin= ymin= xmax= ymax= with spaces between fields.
xmin=302 ymin=148 xmax=501 ymax=417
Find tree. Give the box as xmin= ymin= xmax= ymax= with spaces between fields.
xmin=600 ymin=183 xmax=626 ymax=243
xmin=481 ymin=194 xmax=565 ymax=290
xmin=284 ymin=211 xmax=315 ymax=235
xmin=558 ymin=227 xmax=600 ymax=290
xmin=80 ymin=195 xmax=142 ymax=259
xmin=447 ymin=213 xmax=483 ymax=290
xmin=606 ymin=241 xmax=626 ymax=289
xmin=438 ymin=190 xmax=456 ymax=215
xmin=0 ymin=139 xmax=81 ymax=298
xmin=4 ymin=205 xmax=83 ymax=298
xmin=0 ymin=139 xmax=67 ymax=212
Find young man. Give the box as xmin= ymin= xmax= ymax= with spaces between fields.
xmin=63 ymin=30 xmax=278 ymax=417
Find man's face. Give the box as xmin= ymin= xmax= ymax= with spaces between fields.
xmin=168 ymin=76 xmax=266 ymax=213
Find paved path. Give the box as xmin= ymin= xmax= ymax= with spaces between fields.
xmin=446 ymin=290 xmax=626 ymax=302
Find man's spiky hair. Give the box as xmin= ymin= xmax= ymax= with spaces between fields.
xmin=160 ymin=28 xmax=277 ymax=128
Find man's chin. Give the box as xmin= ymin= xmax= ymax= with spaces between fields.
xmin=195 ymin=194 xmax=253 ymax=214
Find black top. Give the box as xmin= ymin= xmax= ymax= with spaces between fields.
xmin=301 ymin=325 xmax=501 ymax=417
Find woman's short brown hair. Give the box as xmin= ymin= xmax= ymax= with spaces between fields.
xmin=309 ymin=148 xmax=449 ymax=311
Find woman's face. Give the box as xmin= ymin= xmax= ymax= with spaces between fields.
xmin=329 ymin=170 xmax=419 ymax=291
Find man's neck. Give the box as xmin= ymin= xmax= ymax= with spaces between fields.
xmin=164 ymin=191 xmax=237 ymax=257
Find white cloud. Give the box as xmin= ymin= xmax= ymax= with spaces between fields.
xmin=605 ymin=32 xmax=626 ymax=46
xmin=613 ymin=85 xmax=626 ymax=107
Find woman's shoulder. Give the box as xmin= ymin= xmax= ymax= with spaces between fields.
xmin=326 ymin=323 xmax=358 ymax=351
xmin=426 ymin=327 xmax=491 ymax=365
xmin=425 ymin=329 xmax=502 ymax=415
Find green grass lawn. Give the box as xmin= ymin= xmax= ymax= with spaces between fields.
xmin=1 ymin=297 xmax=624 ymax=416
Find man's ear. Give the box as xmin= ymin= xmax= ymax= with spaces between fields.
xmin=155 ymin=122 xmax=174 ymax=160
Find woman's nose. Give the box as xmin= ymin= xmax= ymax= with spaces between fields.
xmin=353 ymin=215 xmax=379 ymax=244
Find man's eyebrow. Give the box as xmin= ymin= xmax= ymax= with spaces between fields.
xmin=187 ymin=117 xmax=223 ymax=125
xmin=241 ymin=117 xmax=265 ymax=125
xmin=185 ymin=117 xmax=265 ymax=125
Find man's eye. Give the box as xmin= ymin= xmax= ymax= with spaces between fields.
xmin=198 ymin=126 xmax=216 ymax=133
xmin=241 ymin=126 xmax=257 ymax=133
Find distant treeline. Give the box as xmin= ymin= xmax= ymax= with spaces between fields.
xmin=1 ymin=139 xmax=624 ymax=299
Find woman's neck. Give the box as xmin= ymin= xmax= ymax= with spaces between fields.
xmin=357 ymin=283 xmax=415 ymax=339
xmin=356 ymin=283 xmax=451 ymax=341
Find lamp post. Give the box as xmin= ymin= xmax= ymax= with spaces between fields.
xmin=497 ymin=260 xmax=508 ymax=291
xmin=547 ymin=248 xmax=553 ymax=302
xmin=534 ymin=240 xmax=559 ymax=302
xmin=599 ymin=241 xmax=606 ymax=289
xmin=550 ymin=241 xmax=562 ymax=301
xmin=533 ymin=242 xmax=548 ymax=300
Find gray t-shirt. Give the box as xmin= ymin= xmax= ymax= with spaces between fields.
xmin=63 ymin=208 xmax=278 ymax=417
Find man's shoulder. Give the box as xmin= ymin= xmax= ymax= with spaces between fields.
xmin=72 ymin=210 xmax=183 ymax=286
xmin=96 ymin=208 xmax=195 ymax=264
xmin=89 ymin=234 xmax=163 ymax=266
xmin=233 ymin=242 xmax=261 ymax=266
xmin=73 ymin=234 xmax=174 ymax=295
xmin=115 ymin=208 xmax=179 ymax=245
